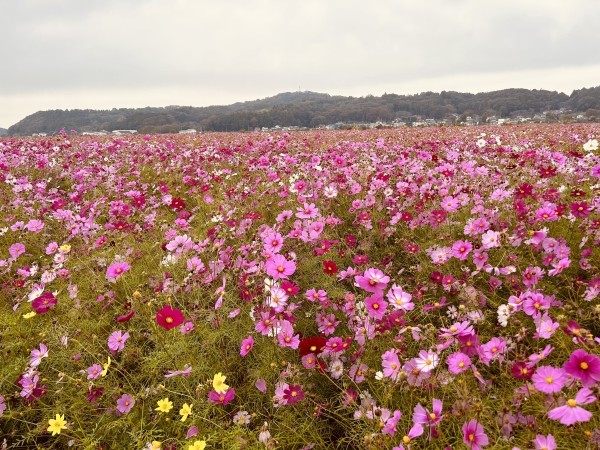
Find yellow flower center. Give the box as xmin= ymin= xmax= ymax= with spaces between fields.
xmin=567 ymin=399 xmax=577 ymax=407
xmin=580 ymin=362 xmax=589 ymax=370
xmin=545 ymin=377 xmax=553 ymax=384
xmin=166 ymin=317 xmax=173 ymax=324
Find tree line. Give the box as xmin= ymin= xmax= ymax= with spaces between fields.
xmin=7 ymin=86 xmax=600 ymax=135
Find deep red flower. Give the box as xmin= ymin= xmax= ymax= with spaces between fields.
xmin=32 ymin=292 xmax=57 ymax=314
xmin=87 ymin=386 xmax=104 ymax=403
xmin=299 ymin=336 xmax=327 ymax=356
xmin=156 ymin=305 xmax=185 ymax=330
xmin=170 ymin=197 xmax=186 ymax=211
xmin=322 ymin=260 xmax=338 ymax=275
xmin=116 ymin=310 xmax=136 ymax=323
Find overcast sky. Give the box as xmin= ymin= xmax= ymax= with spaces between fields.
xmin=1 ymin=0 xmax=599 ymax=127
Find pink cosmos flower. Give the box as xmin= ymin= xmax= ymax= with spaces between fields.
xmin=480 ymin=230 xmax=500 ymax=249
xmin=386 ymin=284 xmax=414 ymax=311
xmin=548 ymin=387 xmax=596 ymax=425
xmin=29 ymin=343 xmax=48 ymax=368
xmin=263 ymin=232 xmax=284 ymax=254
xmin=533 ymin=314 xmax=559 ymax=339
xmin=296 ymin=202 xmax=318 ymax=219
xmin=87 ymin=364 xmax=103 ymax=379
xmin=164 ymin=365 xmax=193 ymax=378
xmin=531 ymin=366 xmax=567 ymax=393
xmin=9 ymin=243 xmax=25 ymax=259
xmin=364 ymin=294 xmax=388 ymax=320
xmin=451 ymin=240 xmax=473 ymax=260
xmin=179 ymin=321 xmax=194 ymax=334
xmin=26 ymin=219 xmax=44 ymax=233
xmin=563 ymin=349 xmax=600 ymax=388
xmin=107 ymin=330 xmax=130 ymax=354
xmin=277 ymin=320 xmax=299 ymax=349
xmin=462 ymin=419 xmax=488 ymax=450
xmin=265 ymin=254 xmax=296 ymax=280
xmin=116 ymin=394 xmax=135 ymax=414
xmin=240 ymin=335 xmax=254 ymax=357
xmin=478 ymin=337 xmax=506 ymax=365
xmin=531 ymin=434 xmax=556 ymax=450
xmin=446 ymin=352 xmax=471 ymax=374
xmin=381 ymin=410 xmax=402 ymax=436
xmin=354 ymin=268 xmax=390 ymax=295
xmin=413 ymin=398 xmax=443 ymax=435
xmin=414 ymin=350 xmax=439 ymax=373
xmin=106 ymin=261 xmax=131 ymax=282
xmin=381 ymin=349 xmax=401 ymax=379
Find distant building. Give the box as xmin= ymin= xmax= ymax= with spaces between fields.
xmin=178 ymin=129 xmax=197 ymax=134
xmin=112 ymin=130 xmax=137 ymax=135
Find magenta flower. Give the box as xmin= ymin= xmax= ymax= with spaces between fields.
xmin=548 ymin=387 xmax=596 ymax=425
xmin=106 ymin=261 xmax=131 ymax=282
xmin=240 ymin=335 xmax=254 ymax=357
xmin=107 ymin=330 xmax=130 ymax=354
xmin=156 ymin=305 xmax=185 ymax=330
xmin=364 ymin=294 xmax=388 ymax=320
xmin=563 ymin=349 xmax=600 ymax=388
xmin=208 ymin=387 xmax=235 ymax=405
xmin=116 ymin=394 xmax=135 ymax=414
xmin=265 ymin=254 xmax=296 ymax=280
xmin=282 ymin=385 xmax=305 ymax=405
xmin=462 ymin=419 xmax=489 ymax=450
xmin=32 ymin=291 xmax=57 ymax=314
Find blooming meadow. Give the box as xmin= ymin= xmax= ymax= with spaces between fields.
xmin=0 ymin=125 xmax=599 ymax=449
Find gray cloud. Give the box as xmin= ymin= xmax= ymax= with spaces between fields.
xmin=1 ymin=0 xmax=599 ymax=126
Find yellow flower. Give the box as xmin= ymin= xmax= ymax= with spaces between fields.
xmin=59 ymin=244 xmax=71 ymax=253
xmin=23 ymin=311 xmax=37 ymax=319
xmin=212 ymin=372 xmax=228 ymax=394
xmin=150 ymin=441 xmax=162 ymax=450
xmin=179 ymin=402 xmax=193 ymax=422
xmin=188 ymin=441 xmax=206 ymax=450
xmin=155 ymin=397 xmax=173 ymax=413
xmin=101 ymin=356 xmax=111 ymax=377
xmin=47 ymin=413 xmax=67 ymax=436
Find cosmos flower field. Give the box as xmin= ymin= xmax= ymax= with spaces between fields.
xmin=1 ymin=125 xmax=599 ymax=449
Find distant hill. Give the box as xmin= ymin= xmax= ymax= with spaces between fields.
xmin=0 ymin=128 xmax=7 ymax=136
xmin=7 ymin=87 xmax=600 ymax=135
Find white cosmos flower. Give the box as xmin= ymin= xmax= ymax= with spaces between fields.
xmin=583 ymin=138 xmax=598 ymax=152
